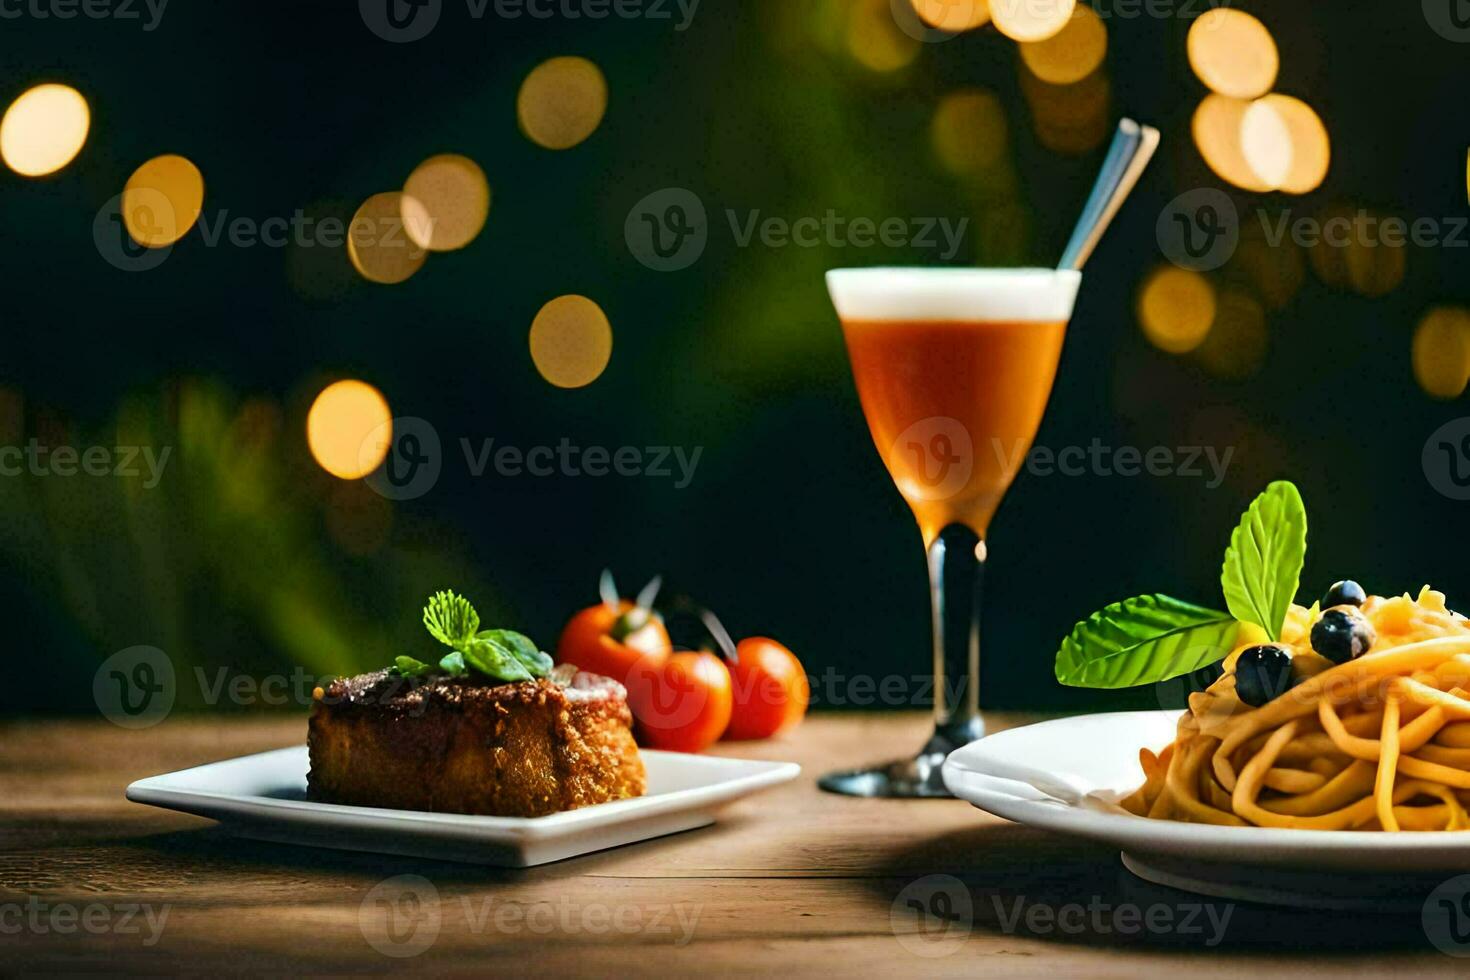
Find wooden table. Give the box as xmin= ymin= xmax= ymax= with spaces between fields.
xmin=1 ymin=714 xmax=1462 ymax=975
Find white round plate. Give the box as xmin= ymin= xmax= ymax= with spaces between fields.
xmin=942 ymin=710 xmax=1470 ymax=876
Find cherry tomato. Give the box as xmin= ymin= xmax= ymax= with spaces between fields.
xmin=724 ymin=637 xmax=808 ymax=740
xmin=556 ymin=600 xmax=672 ymax=717
xmin=636 ymin=650 xmax=733 ymax=753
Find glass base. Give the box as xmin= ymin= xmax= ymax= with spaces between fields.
xmin=816 ymin=717 xmax=986 ymax=798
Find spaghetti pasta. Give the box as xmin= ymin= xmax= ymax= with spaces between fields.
xmin=1122 ymin=587 xmax=1470 ymax=831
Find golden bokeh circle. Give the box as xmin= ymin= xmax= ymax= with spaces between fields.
xmin=348 ymin=191 xmax=430 ymax=285
xmin=307 ymin=380 xmax=394 ymax=480
xmin=1187 ymin=8 xmax=1278 ymax=100
xmin=1138 ymin=266 xmax=1217 ymax=355
xmin=1194 ymin=288 xmax=1267 ymax=380
xmin=932 ymin=89 xmax=1009 ymax=176
xmin=403 ymin=153 xmax=491 ymax=252
xmin=909 ymin=0 xmax=991 ymax=32
xmin=0 ymin=83 xmax=90 ymax=177
xmin=518 ymin=57 xmax=608 ymax=150
xmin=1193 ymin=94 xmax=1273 ymax=193
xmin=848 ymin=0 xmax=921 ymax=71
xmin=990 ymin=0 xmax=1075 ymax=43
xmin=1412 ymin=307 xmax=1470 ymax=400
xmin=529 ymin=295 xmax=613 ymax=389
xmin=123 ymin=155 xmax=205 ymax=248
xmin=1019 ymin=5 xmax=1106 ymax=86
xmin=1243 ymin=94 xmax=1330 ymax=194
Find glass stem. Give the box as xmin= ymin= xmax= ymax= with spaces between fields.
xmin=926 ymin=523 xmax=985 ymax=748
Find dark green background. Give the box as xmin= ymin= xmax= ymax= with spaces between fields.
xmin=2 ymin=0 xmax=1467 ymax=718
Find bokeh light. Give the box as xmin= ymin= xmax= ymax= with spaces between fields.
xmin=1187 ymin=9 xmax=1278 ymax=100
xmin=1193 ymin=94 xmax=1272 ymax=193
xmin=931 ymin=89 xmax=1009 ymax=176
xmin=1241 ymin=94 xmax=1330 ymax=194
xmin=0 ymin=83 xmax=90 ymax=177
xmin=848 ymin=0 xmax=921 ymax=71
xmin=990 ymin=0 xmax=1074 ymax=42
xmin=1019 ymin=5 xmax=1106 ymax=86
xmin=123 ymin=155 xmax=205 ymax=248
xmin=1193 ymin=288 xmax=1267 ymax=380
xmin=517 ymin=56 xmax=608 ymax=150
xmin=402 ymin=153 xmax=491 ymax=252
xmin=529 ymin=295 xmax=613 ymax=389
xmin=910 ymin=0 xmax=990 ymax=32
xmin=348 ymin=192 xmax=430 ymax=285
xmin=1138 ymin=266 xmax=1216 ymax=354
xmin=307 ymin=380 xmax=393 ymax=480
xmin=1021 ymin=66 xmax=1111 ymax=155
xmin=1304 ymin=205 xmax=1406 ymax=298
xmin=1412 ymin=307 xmax=1470 ymax=400
xmin=1222 ymin=219 xmax=1304 ymax=311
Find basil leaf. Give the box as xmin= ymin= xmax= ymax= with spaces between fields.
xmin=1055 ymin=594 xmax=1240 ymax=688
xmin=478 ymin=629 xmax=553 ymax=679
xmin=393 ymin=655 xmax=437 ymax=677
xmin=1220 ymin=481 xmax=1307 ymax=642
xmin=439 ymin=651 xmax=468 ymax=677
xmin=461 ymin=636 xmax=535 ymax=683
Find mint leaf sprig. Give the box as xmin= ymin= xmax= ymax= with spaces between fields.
xmin=1055 ymin=481 xmax=1308 ymax=689
xmin=391 ymin=590 xmax=553 ymax=684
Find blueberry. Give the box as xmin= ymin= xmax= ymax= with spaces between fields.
xmin=1321 ymin=580 xmax=1367 ymax=609
xmin=1310 ymin=608 xmax=1375 ymax=664
xmin=1234 ymin=645 xmax=1295 ymax=707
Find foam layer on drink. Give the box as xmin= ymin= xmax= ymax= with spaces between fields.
xmin=826 ymin=267 xmax=1081 ymax=323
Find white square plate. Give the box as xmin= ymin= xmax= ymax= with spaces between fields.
xmin=127 ymin=746 xmax=799 ymax=867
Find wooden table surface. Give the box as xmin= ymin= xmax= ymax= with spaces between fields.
xmin=1 ymin=713 xmax=1464 ymax=976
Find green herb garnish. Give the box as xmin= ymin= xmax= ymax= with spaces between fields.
xmin=1055 ymin=481 xmax=1307 ymax=688
xmin=1220 ymin=480 xmax=1307 ymax=642
xmin=388 ymin=590 xmax=552 ymax=684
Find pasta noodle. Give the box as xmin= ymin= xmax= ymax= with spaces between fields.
xmin=1122 ymin=587 xmax=1470 ymax=831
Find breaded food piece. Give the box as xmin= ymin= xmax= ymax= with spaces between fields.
xmin=308 ymin=669 xmax=645 ymax=817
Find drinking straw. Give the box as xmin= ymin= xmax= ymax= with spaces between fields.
xmin=1058 ymin=118 xmax=1161 ymax=271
